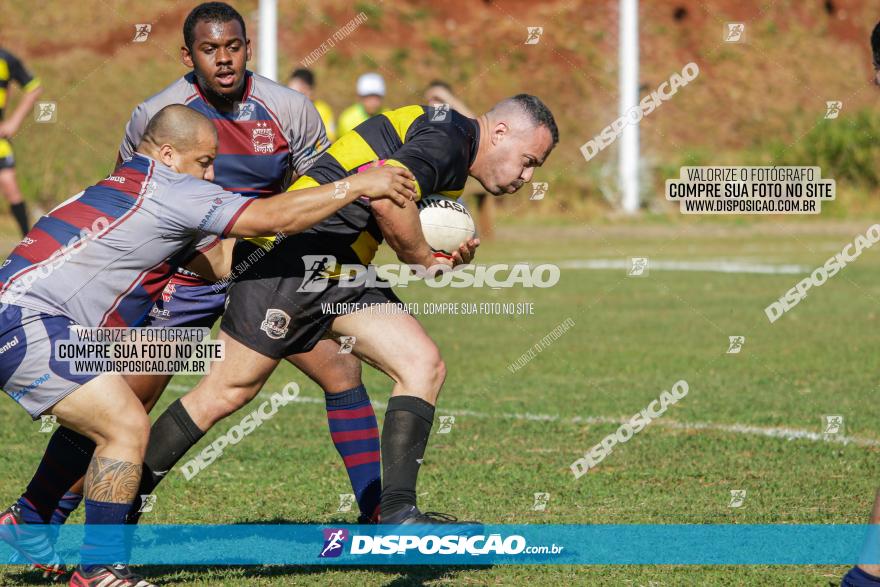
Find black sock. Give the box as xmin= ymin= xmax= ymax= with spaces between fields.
xmin=18 ymin=427 xmax=95 ymax=523
xmin=128 ymin=399 xmax=204 ymax=521
xmin=10 ymin=202 xmax=29 ymax=236
xmin=379 ymin=396 xmax=435 ymax=517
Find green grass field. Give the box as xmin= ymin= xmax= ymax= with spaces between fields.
xmin=0 ymin=221 xmax=878 ymax=586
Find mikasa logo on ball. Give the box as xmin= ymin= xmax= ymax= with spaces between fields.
xmin=417 ymin=195 xmax=475 ymax=256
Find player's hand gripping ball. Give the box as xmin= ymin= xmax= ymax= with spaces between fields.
xmin=417 ymin=195 xmax=476 ymax=259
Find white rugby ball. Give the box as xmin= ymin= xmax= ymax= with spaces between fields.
xmin=417 ymin=195 xmax=476 ymax=256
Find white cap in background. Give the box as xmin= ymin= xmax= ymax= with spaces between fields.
xmin=356 ymin=73 xmax=386 ymax=97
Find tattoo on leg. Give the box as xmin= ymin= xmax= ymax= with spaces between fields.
xmin=84 ymin=456 xmax=141 ymax=503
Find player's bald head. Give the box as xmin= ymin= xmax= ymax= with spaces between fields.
xmin=137 ymin=105 xmax=218 ymax=181
xmin=139 ymin=104 xmax=217 ymax=153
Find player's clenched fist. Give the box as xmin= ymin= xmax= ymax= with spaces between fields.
xmin=351 ymin=166 xmax=417 ymax=206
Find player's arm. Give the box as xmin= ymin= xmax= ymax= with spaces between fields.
xmin=0 ymin=52 xmax=42 ymax=139
xmin=227 ymin=165 xmax=416 ymax=238
xmin=373 ymin=189 xmax=435 ymax=267
xmin=371 ymin=130 xmax=479 ymax=267
xmin=374 ymin=185 xmax=478 ymax=268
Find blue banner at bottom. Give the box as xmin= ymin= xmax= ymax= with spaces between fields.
xmin=1 ymin=524 xmax=878 ymax=565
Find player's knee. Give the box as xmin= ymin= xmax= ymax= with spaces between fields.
xmin=399 ymin=346 xmax=446 ymax=399
xmin=321 ymin=356 xmax=363 ymax=392
xmin=210 ymin=385 xmax=260 ymax=420
xmin=96 ymin=409 xmax=150 ymax=455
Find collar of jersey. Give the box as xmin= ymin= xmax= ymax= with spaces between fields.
xmin=188 ymin=70 xmax=254 ymax=112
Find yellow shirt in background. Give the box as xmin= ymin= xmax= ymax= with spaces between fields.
xmin=337 ymin=103 xmax=389 ymax=138
xmin=313 ymin=99 xmax=336 ymax=143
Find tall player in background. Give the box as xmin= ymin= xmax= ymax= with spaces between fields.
xmin=0 ymin=47 xmax=42 ymax=236
xmin=1 ymin=5 xmax=385 ymax=568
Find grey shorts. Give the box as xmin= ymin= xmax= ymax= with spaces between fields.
xmin=0 ymin=305 xmax=96 ymax=419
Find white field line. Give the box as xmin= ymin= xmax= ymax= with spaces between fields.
xmin=166 ymin=384 xmax=880 ymax=447
xmin=552 ymin=259 xmax=808 ymax=275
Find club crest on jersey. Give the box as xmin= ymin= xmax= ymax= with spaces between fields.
xmin=252 ymin=122 xmax=275 ymax=153
xmin=161 ymin=282 xmax=176 ymax=303
xmin=260 ymin=308 xmax=290 ymax=339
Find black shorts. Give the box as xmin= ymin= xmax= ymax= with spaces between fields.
xmin=220 ymin=238 xmax=403 ymax=358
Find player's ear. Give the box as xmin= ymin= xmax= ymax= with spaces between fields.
xmin=492 ymin=121 xmax=508 ymax=145
xmin=181 ymin=45 xmax=194 ymax=68
xmin=245 ymin=38 xmax=252 ymax=62
xmin=157 ymin=144 xmax=175 ymax=168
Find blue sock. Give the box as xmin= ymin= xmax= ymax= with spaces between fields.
xmin=325 ymin=385 xmax=381 ymax=519
xmin=81 ymin=499 xmax=131 ymax=569
xmin=18 ymin=428 xmax=95 ymax=524
xmin=843 ymin=566 xmax=880 ymax=586
xmin=51 ymin=491 xmax=82 ymax=525
xmin=16 ymin=496 xmax=46 ymax=525
xmin=49 ymin=492 xmax=82 ymax=542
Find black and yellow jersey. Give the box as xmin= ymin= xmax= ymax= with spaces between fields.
xmin=250 ymin=104 xmax=479 ymax=265
xmin=0 ymin=48 xmax=40 ymax=120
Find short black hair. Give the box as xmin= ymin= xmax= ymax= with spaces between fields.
xmin=511 ymin=94 xmax=559 ymax=146
xmin=183 ymin=2 xmax=247 ymax=51
xmin=426 ymin=79 xmax=452 ymax=91
xmin=872 ymin=21 xmax=880 ymax=69
xmin=290 ymin=68 xmax=315 ymax=87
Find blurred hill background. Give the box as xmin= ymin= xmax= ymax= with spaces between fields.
xmin=2 ymin=0 xmax=880 ymax=226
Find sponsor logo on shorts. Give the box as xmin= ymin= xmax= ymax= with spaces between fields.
xmin=10 ymin=373 xmax=51 ymax=401
xmin=149 ymin=308 xmax=171 ymax=320
xmin=260 ymin=309 xmax=291 ymax=339
xmin=0 ymin=335 xmax=19 ymax=354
